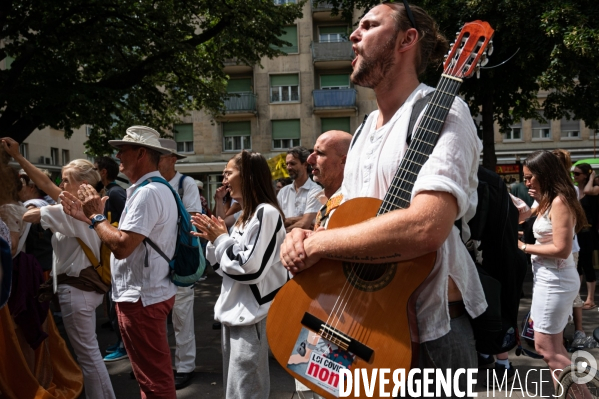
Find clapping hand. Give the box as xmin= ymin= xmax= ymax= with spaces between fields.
xmin=60 ymin=191 xmax=91 ymax=224
xmin=191 ymin=213 xmax=227 ymax=243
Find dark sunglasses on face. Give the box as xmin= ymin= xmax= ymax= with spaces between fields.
xmin=572 ymin=172 xmax=582 ymax=176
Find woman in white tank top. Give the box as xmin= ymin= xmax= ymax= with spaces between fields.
xmin=516 ymin=150 xmax=587 ymax=385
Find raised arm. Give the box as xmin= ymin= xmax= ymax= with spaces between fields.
xmin=583 ymin=171 xmax=599 ymax=196
xmin=1 ymin=137 xmax=61 ymax=201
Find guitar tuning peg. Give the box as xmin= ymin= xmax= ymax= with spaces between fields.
xmin=481 ymin=55 xmax=489 ymax=67
xmin=487 ymin=40 xmax=494 ymax=56
xmin=476 ymin=67 xmax=481 ymax=79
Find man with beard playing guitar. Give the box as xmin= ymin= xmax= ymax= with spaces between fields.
xmin=280 ymin=2 xmax=487 ymax=396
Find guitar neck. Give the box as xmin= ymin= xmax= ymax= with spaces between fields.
xmin=378 ymin=75 xmax=463 ymax=215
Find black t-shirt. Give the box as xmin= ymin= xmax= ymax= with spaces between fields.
xmin=103 ymin=182 xmax=127 ymax=224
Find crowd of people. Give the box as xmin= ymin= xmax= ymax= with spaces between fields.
xmin=0 ymin=2 xmax=597 ymax=399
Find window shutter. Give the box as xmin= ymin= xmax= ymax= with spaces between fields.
xmin=223 ymin=121 xmax=251 ymax=137
xmin=270 ymin=74 xmax=299 ymax=86
xmin=321 ymin=117 xmax=351 ymax=133
xmin=320 ymin=74 xmax=350 ymax=88
xmin=532 ymin=111 xmax=550 ymax=128
xmin=561 ymin=117 xmax=579 ymax=131
xmin=319 ymin=26 xmax=347 ymax=35
xmin=272 ymin=120 xmax=301 ymax=139
xmin=279 ymin=26 xmax=298 ymax=52
xmin=174 ymin=124 xmax=193 ymax=142
xmin=227 ymin=79 xmax=252 ymax=93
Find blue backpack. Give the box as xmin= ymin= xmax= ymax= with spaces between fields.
xmin=135 ymin=176 xmax=206 ymax=287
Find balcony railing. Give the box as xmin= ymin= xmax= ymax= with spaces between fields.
xmin=224 ymin=93 xmax=257 ymax=113
xmin=312 ymin=0 xmax=334 ymax=12
xmin=311 ymin=41 xmax=354 ymax=63
xmin=313 ymin=89 xmax=356 ymax=108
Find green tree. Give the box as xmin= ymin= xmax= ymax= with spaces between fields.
xmin=539 ymin=0 xmax=599 ymax=130
xmin=0 ymin=0 xmax=303 ymax=155
xmin=325 ymin=0 xmax=566 ymax=169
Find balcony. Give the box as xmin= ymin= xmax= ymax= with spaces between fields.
xmin=313 ymin=89 xmax=357 ymax=115
xmin=224 ymin=93 xmax=257 ymax=116
xmin=312 ymin=1 xmax=343 ymax=21
xmin=223 ymin=58 xmax=253 ymax=74
xmin=311 ymin=41 xmax=354 ymax=69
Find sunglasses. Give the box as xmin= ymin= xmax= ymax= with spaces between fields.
xmin=572 ymin=172 xmax=583 ymax=176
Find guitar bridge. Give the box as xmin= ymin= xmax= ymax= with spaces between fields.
xmin=301 ymin=313 xmax=374 ymax=362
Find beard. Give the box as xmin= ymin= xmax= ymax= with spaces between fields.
xmin=351 ymin=33 xmax=397 ymax=89
xmin=288 ymin=169 xmax=298 ymax=180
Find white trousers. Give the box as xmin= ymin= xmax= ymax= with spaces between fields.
xmin=57 ymin=284 xmax=116 ymax=399
xmin=173 ymin=285 xmax=196 ymax=373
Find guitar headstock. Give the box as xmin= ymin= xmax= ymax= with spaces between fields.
xmin=443 ymin=21 xmax=494 ymax=79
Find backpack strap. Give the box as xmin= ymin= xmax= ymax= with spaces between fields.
xmin=178 ymin=174 xmax=187 ymax=199
xmin=349 ymin=114 xmax=369 ymax=150
xmin=133 ymin=176 xmax=182 ymax=268
xmin=76 ymin=238 xmax=100 ymax=268
xmin=406 ymin=91 xmax=434 ymax=146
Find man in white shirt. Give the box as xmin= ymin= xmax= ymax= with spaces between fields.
xmin=281 ymin=3 xmax=486 ymax=395
xmin=158 ymin=138 xmax=202 ymax=390
xmin=63 ymin=126 xmax=179 ymax=398
xmin=277 ymin=146 xmax=322 ymax=232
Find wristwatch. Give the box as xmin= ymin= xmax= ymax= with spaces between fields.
xmin=89 ymin=214 xmax=107 ymax=229
xmin=521 ymin=244 xmax=527 ymax=253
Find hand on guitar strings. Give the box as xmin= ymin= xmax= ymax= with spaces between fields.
xmin=280 ymin=228 xmax=321 ymax=275
xmin=191 ymin=213 xmax=228 ymax=243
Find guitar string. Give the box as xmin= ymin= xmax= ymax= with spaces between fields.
xmin=325 ymin=71 xmax=459 ymax=337
xmin=326 ymin=69 xmax=462 ymax=339
xmin=329 ymin=76 xmax=458 ymax=336
xmin=324 ymin=40 xmax=472 ymax=343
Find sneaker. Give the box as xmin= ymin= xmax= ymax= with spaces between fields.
xmin=103 ymin=347 xmax=128 ymax=362
xmin=490 ymin=363 xmax=515 ymax=385
xmin=571 ymin=330 xmax=587 ymax=350
xmin=478 ymin=353 xmax=495 ymax=369
xmin=105 ymin=342 xmax=120 ymax=354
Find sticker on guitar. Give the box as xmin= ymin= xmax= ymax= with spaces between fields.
xmin=288 ymin=327 xmax=356 ymax=397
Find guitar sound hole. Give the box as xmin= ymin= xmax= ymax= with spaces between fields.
xmin=342 ymin=262 xmax=397 ymax=292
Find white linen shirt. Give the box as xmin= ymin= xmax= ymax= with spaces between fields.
xmin=277 ymin=178 xmax=322 ymax=218
xmin=41 ymin=203 xmax=102 ymax=291
xmin=168 ymin=172 xmax=202 ymax=214
xmin=341 ymin=83 xmax=487 ymax=343
xmin=111 ymin=171 xmax=178 ymax=306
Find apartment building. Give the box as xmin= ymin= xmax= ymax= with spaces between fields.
xmin=494 ymin=89 xmax=597 ymax=167
xmin=170 ymin=1 xmax=377 ymax=204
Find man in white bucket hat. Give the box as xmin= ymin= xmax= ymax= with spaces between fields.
xmin=62 ymin=125 xmax=179 ymax=398
xmin=157 ymin=138 xmax=202 ymax=389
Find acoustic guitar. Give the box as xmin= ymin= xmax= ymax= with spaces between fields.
xmin=267 ymin=21 xmax=495 ymax=398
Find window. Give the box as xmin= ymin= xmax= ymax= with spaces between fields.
xmin=270 ymin=74 xmax=299 ymax=103
xmin=50 ymin=148 xmax=59 ymax=165
xmin=321 ymin=117 xmax=351 ymax=134
xmin=560 ymin=117 xmax=580 ymax=139
xmin=223 ymin=121 xmax=251 ymax=151
xmin=62 ymin=150 xmax=70 ymax=165
xmin=319 ymin=26 xmax=348 ymax=43
xmin=274 ymin=0 xmax=296 ymax=4
xmin=504 ymin=120 xmax=522 ymax=141
xmin=4 ymin=56 xmax=14 ymax=70
xmin=272 ymin=120 xmax=301 ymax=149
xmin=532 ymin=111 xmax=551 ymax=140
xmin=272 ymin=25 xmax=298 ymax=53
xmin=86 ymin=126 xmax=93 ymax=137
xmin=227 ymin=78 xmax=252 ymax=93
xmin=19 ymin=143 xmax=28 ymax=160
xmin=174 ymin=124 xmax=194 ymax=153
xmin=320 ymin=74 xmax=350 ymax=89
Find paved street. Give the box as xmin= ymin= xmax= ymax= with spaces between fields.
xmin=69 ymin=266 xmax=599 ymax=398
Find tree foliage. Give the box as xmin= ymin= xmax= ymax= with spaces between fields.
xmin=326 ymin=0 xmax=597 ymax=168
xmin=539 ymin=0 xmax=599 ymax=129
xmin=0 ymin=0 xmax=303 ymax=155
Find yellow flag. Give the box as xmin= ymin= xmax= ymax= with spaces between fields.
xmin=267 ymin=153 xmax=289 ymax=180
